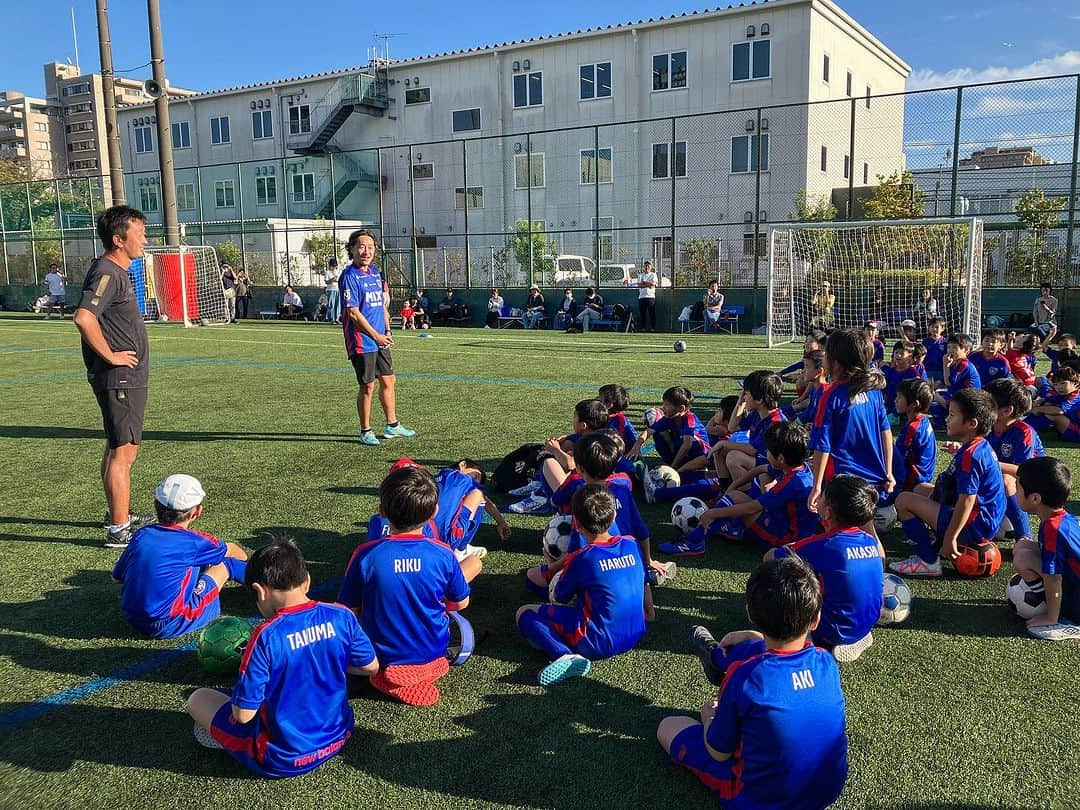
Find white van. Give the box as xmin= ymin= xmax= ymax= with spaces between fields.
xmin=551 ymin=255 xmax=671 ymax=288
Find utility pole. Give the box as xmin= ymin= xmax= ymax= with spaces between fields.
xmin=95 ymin=0 xmax=125 ymax=205
xmin=147 ymin=0 xmax=179 ymax=244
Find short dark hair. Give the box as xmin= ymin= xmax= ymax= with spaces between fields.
xmin=948 ymin=333 xmax=974 ymax=352
xmin=1017 ymin=456 xmax=1071 ymax=509
xmin=1019 ymin=333 xmax=1039 ymax=354
xmin=1060 ymin=350 xmax=1080 ymax=374
xmin=574 ymin=432 xmax=621 ymax=479
xmin=912 ymin=341 xmax=927 ymax=361
xmin=1057 ymin=332 xmax=1077 ymax=345
xmin=662 ymin=386 xmax=693 ymax=410
xmin=981 ymin=327 xmax=1006 ymax=344
xmin=892 ymin=341 xmax=915 ymax=356
xmin=950 ymin=388 xmax=996 ymax=436
xmin=345 ymin=229 xmax=377 ymax=258
xmin=743 ymin=370 xmax=783 ymax=409
xmin=153 ymin=499 xmax=197 ymax=526
xmin=598 ymin=383 xmax=630 ymax=414
xmin=1051 ymin=366 xmax=1080 ymax=385
xmin=379 ymin=466 xmax=439 ymax=531
xmin=575 ymin=399 xmax=610 ymax=431
xmin=763 ymin=421 xmax=810 ymax=467
xmin=596 ymin=428 xmax=626 ymax=457
xmin=803 ymin=349 xmax=825 ymax=371
xmin=457 ymin=457 xmax=487 ymax=487
xmin=245 ymin=538 xmax=309 ymax=592
xmin=745 ymin=557 xmax=822 ymax=643
xmin=718 ymin=394 xmax=740 ymax=423
xmin=823 ymin=475 xmax=878 ymax=527
xmin=572 ymin=483 xmax=617 ymax=536
xmin=1040 ymin=282 xmax=1053 ymax=294
xmin=96 ymin=205 xmax=146 ymax=251
xmin=897 ymin=378 xmax=933 ymax=414
xmin=985 ymin=377 xmax=1032 ymax=418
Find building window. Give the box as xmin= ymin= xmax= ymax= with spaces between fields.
xmin=866 ymin=86 xmax=872 ymax=109
xmin=34 ymin=122 xmax=49 ymax=132
xmin=292 ymin=172 xmax=315 ymax=203
xmin=652 ymin=141 xmax=687 ymax=179
xmin=139 ymin=185 xmax=159 ymax=212
xmin=411 ymin=162 xmax=434 ymax=181
xmin=288 ymin=105 xmax=310 ymax=135
xmin=843 ymin=154 xmax=850 ymax=179
xmin=66 ymin=122 xmax=93 ymax=133
xmin=38 ymin=140 xmax=52 ymax=151
xmin=252 ymin=110 xmax=273 ymax=140
xmin=822 ymin=54 xmax=830 ymax=83
xmin=731 ymin=40 xmax=771 ymax=81
xmin=513 ymin=72 xmax=543 ymax=108
xmin=730 ymin=135 xmax=768 ymax=173
xmin=452 ymin=108 xmax=481 ymax=132
xmin=454 ymin=186 xmax=483 ymax=209
xmin=176 ymin=182 xmax=196 ymax=211
xmin=405 ymin=87 xmax=431 ymax=105
xmin=652 ymin=235 xmax=673 ymax=265
xmin=652 ymin=51 xmax=688 ymax=91
xmin=210 ymin=116 xmax=231 ymax=145
xmin=820 ymin=145 xmax=828 ymax=172
xmin=68 ymin=102 xmax=92 ymax=114
xmin=70 ymin=158 xmax=98 ymax=170
xmin=215 ymin=180 xmax=235 ymax=208
xmin=67 ymin=140 xmax=94 ymax=152
xmin=414 ymin=235 xmax=437 ymax=249
xmin=514 ymin=153 xmax=545 ymax=189
xmin=580 ymin=148 xmax=613 ymax=184
xmin=171 ymin=121 xmax=190 ymax=149
xmin=593 ymin=216 xmax=614 ymax=261
xmin=62 ymin=82 xmax=90 ymax=97
xmin=845 ymin=71 xmax=853 ymax=97
xmin=742 ymin=232 xmax=767 ymax=257
xmin=580 ymin=62 xmax=612 ymax=100
xmin=863 ymin=163 xmax=869 ymax=184
xmin=255 ymin=176 xmax=277 ymax=205
xmin=134 ymin=126 xmax=153 ymax=154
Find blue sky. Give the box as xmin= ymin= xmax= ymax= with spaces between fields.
xmin=2 ymin=0 xmax=1078 ymax=95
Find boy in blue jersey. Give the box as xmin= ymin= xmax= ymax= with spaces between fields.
xmin=865 ymin=320 xmax=885 ymax=366
xmin=516 ymin=484 xmax=647 ymax=686
xmin=598 ymin=383 xmax=638 ymax=451
xmin=880 ymin=341 xmax=926 ymax=417
xmin=890 ymin=389 xmax=1006 ymax=577
xmin=710 ymin=370 xmax=784 ymax=489
xmin=923 ymin=316 xmax=949 ymax=383
xmin=1014 ymin=457 xmax=1080 ymax=640
xmin=769 ymin=476 xmax=884 ymax=662
xmin=1026 ymin=366 xmax=1080 ymax=441
xmin=1036 ymin=329 xmax=1075 ymax=392
xmin=112 ymin=474 xmax=248 ymax=639
xmin=930 ymin=333 xmax=981 ymax=427
xmin=630 ymin=386 xmax=711 ymax=479
xmin=985 ymin=378 xmax=1044 ymax=546
xmin=187 ymin=539 xmax=379 ymax=777
xmin=340 ymin=229 xmax=416 ymax=446
xmin=660 ymin=422 xmax=817 ymax=556
xmin=338 ymin=465 xmax=472 ymax=705
xmin=660 ymin=556 xmax=848 ymax=808
xmin=885 ymin=379 xmax=937 ymax=508
xmin=786 ymin=349 xmax=826 ymax=424
xmin=970 ymin=328 xmax=1012 ymax=385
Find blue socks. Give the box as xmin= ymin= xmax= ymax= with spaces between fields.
xmin=1005 ymin=494 xmax=1032 ymax=540
xmin=900 ymin=515 xmax=937 ymax=563
xmin=224 ymin=557 xmax=247 ymax=584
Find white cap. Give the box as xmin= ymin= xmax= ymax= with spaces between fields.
xmin=900 ymin=319 xmax=917 ymax=328
xmin=155 ymin=474 xmax=206 ymax=511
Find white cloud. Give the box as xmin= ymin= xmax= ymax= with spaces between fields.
xmin=908 ymin=51 xmax=1080 ymax=90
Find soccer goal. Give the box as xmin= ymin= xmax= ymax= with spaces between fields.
xmin=139 ymin=245 xmax=229 ymax=326
xmin=766 ymin=218 xmax=983 ymax=348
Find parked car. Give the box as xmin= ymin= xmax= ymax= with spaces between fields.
xmin=551 ymin=255 xmax=671 ymax=288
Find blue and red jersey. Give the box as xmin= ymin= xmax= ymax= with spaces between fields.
xmin=748 ymin=408 xmax=785 ymax=465
xmin=810 ymin=381 xmax=890 ymax=492
xmin=745 ymin=464 xmax=818 ymax=547
xmin=945 ymin=357 xmax=981 ymax=397
xmin=606 ymin=412 xmax=638 ymax=450
xmin=553 ymin=472 xmax=647 ymax=556
xmin=934 ymin=437 xmax=1006 ymax=540
xmin=871 ymin=338 xmax=885 ymax=366
xmin=881 ymin=364 xmax=926 ymax=415
xmin=112 ymin=524 xmax=226 ymax=637
xmin=776 ymin=527 xmax=883 ymax=646
xmin=970 ymin=351 xmax=1011 ymax=384
xmin=893 ymin=413 xmax=937 ymax=493
xmin=1044 ymin=346 xmax=1063 ymax=374
xmin=432 ymin=467 xmax=484 ymax=550
xmin=337 ymin=533 xmax=470 ymax=666
xmin=988 ymin=421 xmax=1044 ymax=466
xmin=340 ymin=263 xmax=388 ymax=356
xmin=550 ymin=535 xmax=646 ymax=658
xmin=214 ymin=600 xmax=376 ymax=778
xmin=923 ymin=336 xmax=949 ymax=381
xmin=1039 ymin=510 xmax=1080 ymax=591
xmin=704 ymin=639 xmax=848 ymax=810
xmin=652 ymin=411 xmax=711 ymax=458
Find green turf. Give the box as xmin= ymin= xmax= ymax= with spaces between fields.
xmin=0 ymin=315 xmax=1077 ymax=809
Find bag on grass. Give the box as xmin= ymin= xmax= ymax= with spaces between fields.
xmin=493 ymin=443 xmax=545 ymax=493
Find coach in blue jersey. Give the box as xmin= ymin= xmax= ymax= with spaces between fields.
xmin=340 ymin=229 xmax=416 ymax=446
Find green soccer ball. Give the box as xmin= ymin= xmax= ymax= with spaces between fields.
xmin=195 ymin=616 xmax=252 ymax=675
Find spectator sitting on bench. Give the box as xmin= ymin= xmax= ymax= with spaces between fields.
xmin=555 ymin=288 xmax=578 ymax=330
xmin=433 ymin=289 xmax=468 ymax=326
xmin=413 ymin=296 xmax=430 ymax=330
xmin=485 ymin=288 xmax=504 ymax=328
xmin=523 ymin=285 xmax=547 ymax=329
xmin=279 ymin=285 xmax=305 ymax=319
xmin=574 ymin=287 xmax=605 ymax=333
xmin=703 ymin=281 xmax=725 ymax=331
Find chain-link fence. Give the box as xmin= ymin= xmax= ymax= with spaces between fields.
xmin=1 ymin=74 xmax=1077 ymax=290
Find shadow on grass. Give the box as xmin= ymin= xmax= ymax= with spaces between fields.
xmin=0 ymin=516 xmax=103 ymax=530
xmin=0 ymin=425 xmax=358 ymax=444
xmin=0 ymin=570 xmax=134 ymax=640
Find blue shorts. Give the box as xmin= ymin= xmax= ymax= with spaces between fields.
xmin=145 ymin=571 xmax=220 ymax=640
xmin=445 ymin=505 xmax=482 ymax=552
xmin=935 ymin=505 xmax=995 ymax=547
xmin=669 ymin=723 xmax=740 ymax=801
xmin=537 ymin=603 xmax=603 ymax=658
xmin=1061 ymin=424 xmax=1080 ymax=443
xmin=210 ymin=701 xmax=349 ymax=778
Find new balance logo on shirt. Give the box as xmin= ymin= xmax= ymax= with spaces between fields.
xmin=598 ymin=553 xmax=638 ymax=573
xmin=393 ymin=558 xmax=422 ymax=574
xmin=286 ymin=621 xmax=338 ymax=651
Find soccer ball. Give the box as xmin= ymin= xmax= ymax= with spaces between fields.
xmin=651 ymin=465 xmax=681 ymax=490
xmin=195 ymin=616 xmax=252 ymax=675
xmin=954 ymin=542 xmax=1002 ymax=578
xmin=874 ymin=504 xmax=898 ymax=533
xmin=673 ymin=340 xmax=687 ymax=353
xmin=995 ymin=517 xmax=1014 ymax=542
xmin=877 ymin=574 xmax=912 ymax=625
xmin=1005 ymin=573 xmax=1046 ymax=619
xmin=542 ymin=514 xmax=575 ymax=563
xmin=671 ymin=497 xmax=708 ymax=533
xmin=643 ymin=406 xmax=663 ymax=429
xmin=548 ymin=570 xmax=571 ymax=604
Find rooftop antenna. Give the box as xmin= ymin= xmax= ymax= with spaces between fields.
xmin=71 ymin=7 xmax=81 ymax=72
xmin=373 ymin=32 xmax=405 ymax=64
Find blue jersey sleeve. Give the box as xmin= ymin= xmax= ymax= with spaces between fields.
xmin=444 ymin=554 xmax=471 ymax=605
xmin=618 ymin=493 xmax=650 ymax=541
xmin=955 ymin=450 xmax=981 ymax=496
xmin=232 ymin=633 xmax=272 ymax=711
xmin=112 ymin=547 xmax=131 ymax=581
xmin=809 ymin=388 xmax=836 ymax=454
xmin=706 ymin=671 xmax=744 ymax=755
xmin=341 ymin=270 xmax=362 ymax=312
xmin=554 ymin=548 xmax=587 ymax=604
xmin=346 ymin=613 xmax=378 ymax=668
xmin=188 ymin=532 xmax=228 ymax=567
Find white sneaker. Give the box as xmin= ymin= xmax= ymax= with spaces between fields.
xmin=454 ymin=544 xmax=488 ymax=561
xmin=508 ymin=494 xmax=551 ymax=515
xmin=888 ymin=555 xmax=942 ymax=577
xmin=1027 ymin=622 xmax=1080 ymax=641
xmin=508 ymin=480 xmax=542 ymax=498
xmin=538 ymin=653 xmax=591 ymax=686
xmin=192 ymin=723 xmax=223 ymax=749
xmin=832 ymin=632 xmax=874 ymax=663
xmin=650 ymin=561 xmax=678 ymax=586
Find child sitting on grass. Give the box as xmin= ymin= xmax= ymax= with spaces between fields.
xmin=112 ymin=474 xmax=248 ymax=639
xmin=598 ymin=383 xmax=637 ymax=452
xmin=880 ymin=341 xmax=926 ymax=417
xmin=705 ymin=394 xmax=741 ymax=445
xmin=710 ymin=371 xmax=784 ymax=490
xmin=516 ymin=484 xmax=648 ymax=686
xmin=985 ymin=378 xmax=1044 ymax=547
xmin=1025 ymin=366 xmax=1080 ymax=442
xmin=922 ymin=316 xmax=948 ymax=384
xmin=970 ymin=327 xmax=1012 ymax=385
xmin=1013 ymin=457 xmax=1080 ymax=640
xmin=187 ymin=538 xmax=379 ymax=777
xmin=884 ymin=379 xmax=937 ymax=509
xmin=930 ymin=333 xmax=981 ymax=428
xmin=1006 ymin=332 xmax=1039 ymax=394
xmin=785 ymin=349 xmax=826 ymax=424
xmin=630 ymin=385 xmax=711 ymax=482
xmin=660 ymin=556 xmax=847 ymax=808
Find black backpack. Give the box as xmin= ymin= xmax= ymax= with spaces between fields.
xmin=493 ymin=443 xmax=545 ymax=493
xmin=690 ymin=300 xmax=705 ymax=321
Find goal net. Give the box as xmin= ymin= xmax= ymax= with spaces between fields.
xmin=136 ymin=246 xmax=229 ymax=326
xmin=767 ymin=218 xmax=983 ymax=348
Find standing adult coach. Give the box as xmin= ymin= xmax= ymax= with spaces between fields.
xmin=340 ymin=229 xmax=416 ymax=446
xmin=637 ymin=260 xmax=658 ymax=332
xmin=73 ymin=206 xmax=150 ymax=548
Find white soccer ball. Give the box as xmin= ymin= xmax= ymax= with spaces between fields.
xmin=643 ymin=406 xmax=663 ymax=429
xmin=877 ymin=574 xmax=912 ymax=625
xmin=995 ymin=517 xmax=1014 ymax=542
xmin=651 ymin=465 xmax=681 ymax=490
xmin=671 ymin=497 xmax=708 ymax=534
xmin=1005 ymin=573 xmax=1046 ymax=620
xmin=548 ymin=570 xmax=571 ymax=604
xmin=874 ymin=504 xmax=898 ymax=533
xmin=542 ymin=514 xmax=575 ymax=563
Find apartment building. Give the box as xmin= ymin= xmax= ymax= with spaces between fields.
xmin=0 ymin=91 xmax=63 ymax=179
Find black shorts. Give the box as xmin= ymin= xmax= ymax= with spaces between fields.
xmin=94 ymin=387 xmax=147 ymax=448
xmin=351 ymin=349 xmax=394 ymax=385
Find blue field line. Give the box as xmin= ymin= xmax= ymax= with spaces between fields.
xmin=0 ymin=577 xmax=343 ymax=735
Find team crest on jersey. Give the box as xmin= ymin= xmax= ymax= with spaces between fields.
xmin=1001 ymin=442 xmax=1013 ymax=458
xmin=343 ymin=289 xmax=351 ymax=303
xmin=194 ymin=578 xmax=207 ymax=595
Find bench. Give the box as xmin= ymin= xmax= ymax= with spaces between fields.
xmin=680 ymin=305 xmax=745 ymax=334
xmin=259 ymin=310 xmax=278 ymax=320
xmin=592 ymin=305 xmax=634 ymax=333
xmin=497 ymin=306 xmax=524 ymax=328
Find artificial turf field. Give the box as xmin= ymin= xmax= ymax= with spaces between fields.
xmin=0 ymin=314 xmax=1078 ymax=810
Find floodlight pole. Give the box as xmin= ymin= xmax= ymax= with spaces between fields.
xmin=147 ymin=0 xmax=179 ymax=245
xmin=95 ymin=0 xmax=125 ymax=205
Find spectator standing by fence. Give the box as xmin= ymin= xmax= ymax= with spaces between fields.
xmin=637 ymin=260 xmax=658 ymax=331
xmin=43 ymin=263 xmax=66 ymax=319
xmin=220 ymin=264 xmax=237 ymax=323
xmin=1033 ymin=283 xmax=1058 ymax=338
xmin=235 ymin=269 xmax=251 ymax=320
xmin=325 ymin=258 xmax=341 ymax=323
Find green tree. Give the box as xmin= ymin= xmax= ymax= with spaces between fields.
xmin=678 ymin=237 xmax=721 ymax=287
xmin=0 ymin=156 xmax=30 ymax=185
xmin=302 ymin=224 xmax=341 ymax=274
xmin=1007 ymin=188 xmax=1068 ymax=283
xmin=789 ymin=190 xmax=838 ymax=267
xmin=506 ymin=219 xmax=556 ymax=284
xmin=863 ymin=170 xmax=925 ymax=220
xmin=213 ymin=239 xmax=244 ymax=270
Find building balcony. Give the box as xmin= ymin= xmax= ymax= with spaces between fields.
xmin=0 ymin=125 xmax=24 ymax=141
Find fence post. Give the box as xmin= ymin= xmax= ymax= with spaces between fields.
xmin=408 ymin=145 xmax=418 ymax=288
xmin=376 ymin=147 xmax=385 ymax=248
xmin=329 ymin=152 xmax=338 ymax=262
xmin=462 ymin=138 xmax=471 ymax=289
xmin=847 ymin=98 xmax=856 ymax=220
xmin=55 ymin=179 xmax=68 ymax=273
xmin=594 ymin=124 xmax=601 ymax=286
xmin=0 ymin=185 xmax=8 ymax=283
xmin=489 ymin=245 xmax=495 ymax=289
xmin=282 ymin=156 xmax=291 ymax=285
xmin=1066 ymin=75 xmax=1080 ymax=288
xmin=26 ymin=180 xmax=38 ymax=283
xmin=237 ymin=162 xmax=247 ymax=272
xmin=669 ymin=116 xmax=677 ymax=290
xmin=949 ymin=87 xmax=963 ymax=217
xmin=526 ymin=133 xmax=533 ymax=286
xmin=752 ymin=108 xmax=763 ymax=296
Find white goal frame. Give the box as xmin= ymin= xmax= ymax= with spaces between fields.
xmin=141 ymin=245 xmax=229 ymax=327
